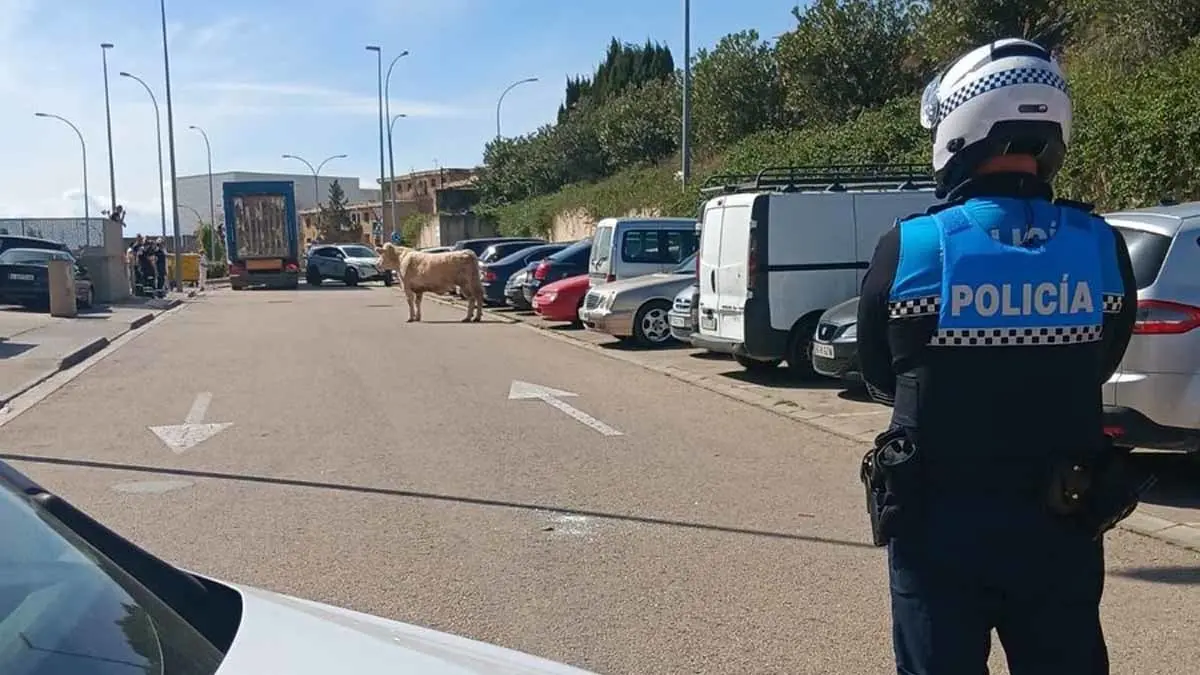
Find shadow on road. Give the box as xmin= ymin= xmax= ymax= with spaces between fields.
xmin=837 ymin=387 xmax=875 ymax=404
xmin=0 ymin=453 xmax=878 ymax=551
xmin=1127 ymin=451 xmax=1200 ymax=509
xmin=0 ymin=342 xmax=35 ymax=359
xmin=720 ymin=368 xmax=846 ymax=391
xmin=1112 ymin=565 xmax=1200 ymax=585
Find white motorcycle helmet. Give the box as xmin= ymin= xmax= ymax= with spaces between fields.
xmin=920 ymin=38 xmax=1071 ymax=198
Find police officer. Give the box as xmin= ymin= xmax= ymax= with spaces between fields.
xmin=857 ymin=38 xmax=1139 ymax=673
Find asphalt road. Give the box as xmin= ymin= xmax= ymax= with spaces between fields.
xmin=2 ymin=285 xmax=1198 ymax=674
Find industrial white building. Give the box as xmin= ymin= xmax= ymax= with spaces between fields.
xmin=173 ymin=171 xmax=381 ymax=233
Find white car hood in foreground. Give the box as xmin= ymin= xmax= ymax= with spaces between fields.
xmin=215 ymin=580 xmax=597 ymax=674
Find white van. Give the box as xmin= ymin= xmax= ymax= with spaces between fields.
xmin=692 ymin=165 xmax=941 ymax=377
xmin=588 ymin=217 xmax=700 ymax=287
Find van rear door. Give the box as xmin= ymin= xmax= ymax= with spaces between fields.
xmin=697 ymin=201 xmax=725 ymax=336
xmin=713 ymin=200 xmax=752 ymax=342
xmin=588 ymin=222 xmax=614 ymax=287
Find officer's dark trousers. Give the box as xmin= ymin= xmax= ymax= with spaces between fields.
xmin=888 ymin=496 xmax=1108 ymax=675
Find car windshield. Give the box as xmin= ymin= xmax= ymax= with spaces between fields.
xmin=0 ymin=482 xmax=225 ymax=675
xmin=1112 ymin=225 xmax=1172 ymax=290
xmin=0 ymin=249 xmax=71 ymax=265
xmin=340 ymin=246 xmax=378 ymax=259
xmin=671 ymin=252 xmax=698 ymax=274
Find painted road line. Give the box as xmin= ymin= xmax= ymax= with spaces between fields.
xmin=148 ymin=392 xmax=233 ymax=454
xmin=508 ymin=380 xmax=624 ymax=437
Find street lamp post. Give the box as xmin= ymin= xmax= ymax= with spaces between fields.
xmin=681 ymin=0 xmax=692 ymax=189
xmin=383 ymin=50 xmax=409 ymax=235
xmin=120 ymin=71 xmax=168 ymax=241
xmin=101 ymin=43 xmax=118 ymax=213
xmin=281 ymin=153 xmax=348 ymax=211
xmin=187 ymin=126 xmax=216 ymax=265
xmin=35 ymin=113 xmax=90 ymax=247
xmin=365 ymin=46 xmax=386 ymax=244
xmin=496 ymin=77 xmax=538 ymax=141
xmin=160 ymin=0 xmax=184 ymax=293
xmin=387 ymin=113 xmax=407 ymax=237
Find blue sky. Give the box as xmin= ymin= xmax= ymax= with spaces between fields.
xmin=0 ymin=0 xmax=799 ymax=235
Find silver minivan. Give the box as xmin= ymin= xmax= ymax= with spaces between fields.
xmin=1102 ymin=201 xmax=1200 ymax=456
xmin=587 ymin=217 xmax=699 ymax=287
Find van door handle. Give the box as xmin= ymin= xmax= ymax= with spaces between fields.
xmin=709 ymin=270 xmax=715 ymax=290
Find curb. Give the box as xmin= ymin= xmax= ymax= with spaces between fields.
xmin=429 ymin=293 xmax=1200 ymax=555
xmin=129 ymin=312 xmax=156 ymax=330
xmin=0 ymin=306 xmax=171 ymax=408
xmin=0 ymin=337 xmax=110 ymax=407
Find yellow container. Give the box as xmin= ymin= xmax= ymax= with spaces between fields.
xmin=165 ymin=253 xmax=203 ymax=283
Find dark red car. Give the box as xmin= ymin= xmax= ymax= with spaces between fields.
xmin=532 ymin=273 xmax=590 ymax=326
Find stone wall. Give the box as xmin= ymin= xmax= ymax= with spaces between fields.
xmin=548 ymin=207 xmax=663 ymax=242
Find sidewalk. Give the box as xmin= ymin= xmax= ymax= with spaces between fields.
xmin=0 ymin=298 xmax=182 ymax=407
xmin=437 ymin=296 xmax=1200 ymax=555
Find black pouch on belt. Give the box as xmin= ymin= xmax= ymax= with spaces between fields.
xmin=1047 ymin=439 xmax=1157 ymax=540
xmin=860 ymin=427 xmax=921 ymax=547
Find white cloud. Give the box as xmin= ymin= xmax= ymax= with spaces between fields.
xmin=184 ymin=80 xmax=479 ymax=119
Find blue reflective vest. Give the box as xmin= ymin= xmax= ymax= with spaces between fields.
xmin=888 ymin=199 xmax=1125 ymax=345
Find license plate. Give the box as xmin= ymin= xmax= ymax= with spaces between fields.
xmin=246 ymin=259 xmax=282 ymax=271
xmin=669 ymin=315 xmax=686 ymax=328
xmin=8 ymin=273 xmax=34 ymax=281
xmin=812 ymin=342 xmax=836 ymax=359
xmin=700 ymin=315 xmax=716 ymax=331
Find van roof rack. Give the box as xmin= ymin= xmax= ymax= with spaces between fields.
xmin=700 ymin=163 xmax=937 ymax=196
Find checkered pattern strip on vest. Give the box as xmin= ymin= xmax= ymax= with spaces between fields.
xmin=929 ymin=324 xmax=1103 ymax=347
xmin=1102 ymin=293 xmax=1123 ymax=313
xmin=936 ymin=67 xmax=1069 ymax=125
xmin=889 ymin=296 xmax=940 ymax=319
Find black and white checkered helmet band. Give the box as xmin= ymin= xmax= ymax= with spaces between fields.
xmin=921 ymin=66 xmax=1068 ymax=130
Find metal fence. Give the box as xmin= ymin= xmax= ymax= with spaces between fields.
xmin=0 ymin=218 xmax=107 ymax=252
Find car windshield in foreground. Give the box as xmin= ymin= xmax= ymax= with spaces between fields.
xmin=1113 ymin=226 xmax=1172 ymax=290
xmin=340 ymin=246 xmax=378 ymax=259
xmin=671 ymin=252 xmax=698 ymax=274
xmin=0 ymin=249 xmax=71 ymax=265
xmin=0 ymin=482 xmax=224 ymax=675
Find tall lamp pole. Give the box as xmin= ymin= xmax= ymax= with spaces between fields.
xmin=282 ymin=153 xmax=348 ymax=210
xmin=496 ymin=77 xmax=538 ymax=141
xmin=681 ymin=0 xmax=692 ymax=189
xmin=365 ymin=46 xmax=386 ymax=243
xmin=120 ymin=71 xmax=168 ymax=240
xmin=101 ymin=43 xmax=118 ymax=214
xmin=35 ymin=113 xmax=90 ymax=246
xmin=387 ymin=113 xmax=406 ymax=237
xmin=187 ymin=126 xmax=216 ymax=264
xmin=160 ymin=0 xmax=183 ymax=293
xmin=383 ymin=50 xmax=409 ymax=236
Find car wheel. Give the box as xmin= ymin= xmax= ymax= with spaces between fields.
xmin=633 ymin=300 xmax=674 ymax=347
xmin=80 ymin=286 xmax=94 ymax=309
xmin=786 ymin=316 xmax=821 ymax=380
xmin=306 ymin=266 xmax=322 ymax=286
xmin=343 ymin=267 xmax=359 ymax=287
xmin=735 ymin=353 xmax=782 ymax=371
xmin=383 ymin=273 xmax=394 ymax=287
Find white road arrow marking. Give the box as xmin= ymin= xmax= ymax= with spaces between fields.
xmin=148 ymin=392 xmax=233 ymax=454
xmin=508 ymin=380 xmax=623 ymax=437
